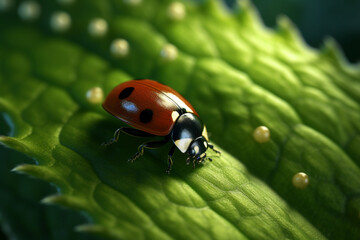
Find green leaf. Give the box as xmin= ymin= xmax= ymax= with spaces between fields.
xmin=0 ymin=0 xmax=359 ymax=239
xmin=0 ymin=146 xmax=102 ymax=240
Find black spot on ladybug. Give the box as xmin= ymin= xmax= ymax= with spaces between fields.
xmin=140 ymin=109 xmax=153 ymax=123
xmin=119 ymin=87 xmax=134 ymax=99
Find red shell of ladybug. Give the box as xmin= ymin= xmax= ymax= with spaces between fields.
xmin=102 ymin=79 xmax=198 ymax=136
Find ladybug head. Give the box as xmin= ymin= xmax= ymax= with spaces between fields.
xmin=187 ymin=136 xmax=208 ymax=160
xmin=171 ymin=112 xmax=212 ymax=163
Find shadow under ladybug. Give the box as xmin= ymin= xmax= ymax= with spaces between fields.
xmin=101 ymin=79 xmax=220 ymax=173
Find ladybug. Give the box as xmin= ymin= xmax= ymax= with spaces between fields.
xmin=102 ymin=79 xmax=219 ymax=173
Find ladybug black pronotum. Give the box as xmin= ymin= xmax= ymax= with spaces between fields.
xmin=102 ymin=79 xmax=220 ymax=173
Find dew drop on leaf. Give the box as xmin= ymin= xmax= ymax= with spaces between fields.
xmin=50 ymin=11 xmax=71 ymax=33
xmin=110 ymin=39 xmax=129 ymax=58
xmin=292 ymin=172 xmax=309 ymax=189
xmin=253 ymin=126 xmax=270 ymax=143
xmin=160 ymin=43 xmax=178 ymax=61
xmin=88 ymin=18 xmax=108 ymax=38
xmin=18 ymin=0 xmax=41 ymax=21
xmin=167 ymin=2 xmax=186 ymax=21
xmin=86 ymin=87 xmax=104 ymax=104
xmin=0 ymin=0 xmax=13 ymax=12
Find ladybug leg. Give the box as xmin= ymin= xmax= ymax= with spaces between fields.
xmin=129 ymin=146 xmax=145 ymax=163
xmin=166 ymin=145 xmax=176 ymax=174
xmin=102 ymin=127 xmax=154 ymax=146
xmin=192 ymin=158 xmax=197 ymax=168
xmin=186 ymin=156 xmax=191 ymax=165
xmin=128 ymin=136 xmax=171 ymax=163
xmin=197 ymin=153 xmax=207 ymax=164
xmin=101 ymin=128 xmax=122 ymax=146
xmin=208 ymin=143 xmax=221 ymax=155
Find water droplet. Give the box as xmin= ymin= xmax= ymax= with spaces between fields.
xmin=86 ymin=87 xmax=104 ymax=104
xmin=253 ymin=126 xmax=270 ymax=143
xmin=0 ymin=0 xmax=13 ymax=12
xmin=50 ymin=11 xmax=71 ymax=33
xmin=292 ymin=172 xmax=309 ymax=189
xmin=167 ymin=2 xmax=186 ymax=21
xmin=18 ymin=1 xmax=41 ymax=21
xmin=160 ymin=44 xmax=178 ymax=61
xmin=88 ymin=18 xmax=108 ymax=38
xmin=110 ymin=39 xmax=129 ymax=58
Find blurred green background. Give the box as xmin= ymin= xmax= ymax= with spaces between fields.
xmin=225 ymin=0 xmax=360 ymax=63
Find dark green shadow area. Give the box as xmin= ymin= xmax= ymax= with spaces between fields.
xmin=0 ymin=114 xmax=101 ymax=240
